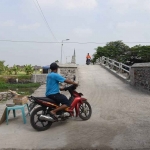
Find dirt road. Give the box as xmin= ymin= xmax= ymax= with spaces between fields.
xmin=0 ymin=65 xmax=150 ymax=150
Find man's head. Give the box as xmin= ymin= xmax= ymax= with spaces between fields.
xmin=88 ymin=53 xmax=89 ymax=55
xmin=50 ymin=62 xmax=59 ymax=72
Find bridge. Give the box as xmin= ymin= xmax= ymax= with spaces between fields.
xmin=0 ymin=65 xmax=150 ymax=150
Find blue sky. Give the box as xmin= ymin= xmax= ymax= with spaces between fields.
xmin=0 ymin=0 xmax=150 ymax=66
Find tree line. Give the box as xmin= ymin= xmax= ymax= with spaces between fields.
xmin=0 ymin=61 xmax=35 ymax=75
xmin=92 ymin=41 xmax=150 ymax=66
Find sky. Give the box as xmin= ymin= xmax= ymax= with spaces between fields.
xmin=0 ymin=0 xmax=150 ymax=66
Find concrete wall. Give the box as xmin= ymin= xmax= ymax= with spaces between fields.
xmin=0 ymin=92 xmax=14 ymax=102
xmin=31 ymin=64 xmax=78 ymax=83
xmin=31 ymin=74 xmax=47 ymax=83
xmin=130 ymin=63 xmax=150 ymax=92
xmin=58 ymin=65 xmax=77 ymax=81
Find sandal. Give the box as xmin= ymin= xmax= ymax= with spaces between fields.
xmin=49 ymin=112 xmax=58 ymax=121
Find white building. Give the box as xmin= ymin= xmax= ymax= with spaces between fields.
xmin=71 ymin=49 xmax=76 ymax=64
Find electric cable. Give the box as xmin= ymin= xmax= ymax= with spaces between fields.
xmin=0 ymin=40 xmax=150 ymax=44
xmin=33 ymin=0 xmax=58 ymax=41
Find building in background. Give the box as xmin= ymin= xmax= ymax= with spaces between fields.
xmin=71 ymin=49 xmax=76 ymax=64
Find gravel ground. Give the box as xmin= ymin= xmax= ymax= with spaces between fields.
xmin=0 ymin=65 xmax=150 ymax=150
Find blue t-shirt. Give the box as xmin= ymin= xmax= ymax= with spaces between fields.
xmin=46 ymin=72 xmax=66 ymax=96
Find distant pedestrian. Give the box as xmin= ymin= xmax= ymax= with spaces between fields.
xmin=86 ymin=53 xmax=91 ymax=65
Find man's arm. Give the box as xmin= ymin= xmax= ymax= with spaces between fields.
xmin=59 ymin=79 xmax=78 ymax=91
xmin=60 ymin=87 xmax=64 ymax=91
xmin=64 ymin=79 xmax=78 ymax=86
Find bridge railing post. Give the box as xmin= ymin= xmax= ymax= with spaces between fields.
xmin=100 ymin=57 xmax=102 ymax=64
xmin=120 ymin=63 xmax=122 ymax=73
xmin=106 ymin=57 xmax=109 ymax=66
xmin=102 ymin=56 xmax=105 ymax=65
xmin=111 ymin=59 xmax=114 ymax=70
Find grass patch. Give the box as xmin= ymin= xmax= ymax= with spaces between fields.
xmin=0 ymin=75 xmax=32 ymax=84
xmin=0 ymin=83 xmax=40 ymax=89
xmin=0 ymin=77 xmax=6 ymax=83
xmin=0 ymin=75 xmax=31 ymax=80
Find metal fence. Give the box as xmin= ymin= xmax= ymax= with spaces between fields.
xmin=99 ymin=56 xmax=131 ymax=80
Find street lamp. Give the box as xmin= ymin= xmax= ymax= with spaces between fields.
xmin=61 ymin=39 xmax=70 ymax=63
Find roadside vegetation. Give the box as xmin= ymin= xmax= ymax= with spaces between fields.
xmin=92 ymin=41 xmax=150 ymax=65
xmin=0 ymin=63 xmax=42 ymax=91
xmin=0 ymin=82 xmax=40 ymax=89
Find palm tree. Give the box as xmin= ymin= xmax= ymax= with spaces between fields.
xmin=3 ymin=65 xmax=9 ymax=75
xmin=24 ymin=64 xmax=34 ymax=75
xmin=8 ymin=67 xmax=13 ymax=75
xmin=0 ymin=61 xmax=5 ymax=75
xmin=12 ymin=65 xmax=20 ymax=75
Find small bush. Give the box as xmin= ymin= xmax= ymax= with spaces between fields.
xmin=0 ymin=77 xmax=6 ymax=83
xmin=17 ymin=75 xmax=32 ymax=80
xmin=0 ymin=83 xmax=40 ymax=89
xmin=0 ymin=75 xmax=32 ymax=84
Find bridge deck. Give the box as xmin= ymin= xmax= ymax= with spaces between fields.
xmin=0 ymin=65 xmax=150 ymax=150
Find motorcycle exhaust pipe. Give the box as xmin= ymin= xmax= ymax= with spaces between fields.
xmin=39 ymin=115 xmax=54 ymax=122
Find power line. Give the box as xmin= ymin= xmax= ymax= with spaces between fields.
xmin=33 ymin=0 xmax=58 ymax=41
xmin=0 ymin=40 xmax=58 ymax=43
xmin=0 ymin=40 xmax=150 ymax=44
xmin=32 ymin=0 xmax=43 ymax=19
xmin=0 ymin=40 xmax=106 ymax=44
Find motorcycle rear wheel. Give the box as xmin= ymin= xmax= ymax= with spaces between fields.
xmin=30 ymin=107 xmax=52 ymax=131
xmin=79 ymin=101 xmax=92 ymax=120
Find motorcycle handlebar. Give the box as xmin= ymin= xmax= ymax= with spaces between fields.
xmin=64 ymin=84 xmax=77 ymax=91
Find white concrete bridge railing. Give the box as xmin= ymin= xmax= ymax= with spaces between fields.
xmin=98 ymin=56 xmax=130 ymax=82
xmin=97 ymin=56 xmax=150 ymax=94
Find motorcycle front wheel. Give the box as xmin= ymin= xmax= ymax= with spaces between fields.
xmin=79 ymin=101 xmax=92 ymax=120
xmin=30 ymin=107 xmax=52 ymax=131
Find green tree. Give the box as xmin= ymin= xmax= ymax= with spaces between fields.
xmin=24 ymin=64 xmax=34 ymax=75
xmin=92 ymin=41 xmax=130 ymax=63
xmin=12 ymin=65 xmax=20 ymax=75
xmin=104 ymin=41 xmax=130 ymax=62
xmin=8 ymin=67 xmax=13 ymax=75
xmin=130 ymin=45 xmax=150 ymax=62
xmin=96 ymin=46 xmax=110 ymax=57
xmin=3 ymin=65 xmax=9 ymax=75
xmin=92 ymin=41 xmax=150 ymax=65
xmin=0 ymin=61 xmax=5 ymax=75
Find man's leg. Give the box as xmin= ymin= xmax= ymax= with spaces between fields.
xmin=51 ymin=104 xmax=68 ymax=115
xmin=49 ymin=94 xmax=69 ymax=116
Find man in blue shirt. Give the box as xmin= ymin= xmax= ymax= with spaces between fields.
xmin=46 ymin=62 xmax=78 ymax=119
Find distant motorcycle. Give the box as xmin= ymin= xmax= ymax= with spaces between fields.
xmin=86 ymin=59 xmax=90 ymax=65
xmin=28 ymin=85 xmax=92 ymax=131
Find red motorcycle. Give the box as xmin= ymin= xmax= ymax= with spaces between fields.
xmin=28 ymin=85 xmax=92 ymax=131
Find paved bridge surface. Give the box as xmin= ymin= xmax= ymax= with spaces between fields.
xmin=0 ymin=65 xmax=150 ymax=150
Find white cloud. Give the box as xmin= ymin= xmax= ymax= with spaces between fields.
xmin=38 ymin=0 xmax=98 ymax=10
xmin=73 ymin=28 xmax=93 ymax=37
xmin=117 ymin=21 xmax=150 ymax=30
xmin=64 ymin=0 xmax=97 ymax=10
xmin=18 ymin=23 xmax=41 ymax=30
xmin=108 ymin=0 xmax=150 ymax=14
xmin=37 ymin=0 xmax=56 ymax=6
xmin=114 ymin=21 xmax=150 ymax=42
xmin=117 ymin=21 xmax=138 ymax=28
xmin=0 ymin=20 xmax=15 ymax=27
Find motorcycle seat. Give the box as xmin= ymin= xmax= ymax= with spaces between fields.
xmin=34 ymin=97 xmax=56 ymax=103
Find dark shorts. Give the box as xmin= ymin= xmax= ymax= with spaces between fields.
xmin=47 ymin=93 xmax=70 ymax=107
